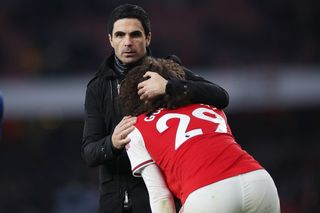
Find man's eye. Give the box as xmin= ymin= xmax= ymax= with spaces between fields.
xmin=131 ymin=31 xmax=142 ymax=38
xmin=114 ymin=32 xmax=125 ymax=37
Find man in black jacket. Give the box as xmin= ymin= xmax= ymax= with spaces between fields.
xmin=81 ymin=4 xmax=229 ymax=213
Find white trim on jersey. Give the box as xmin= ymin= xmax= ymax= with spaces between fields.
xmin=127 ymin=127 xmax=155 ymax=177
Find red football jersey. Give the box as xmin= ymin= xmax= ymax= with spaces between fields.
xmin=127 ymin=104 xmax=262 ymax=203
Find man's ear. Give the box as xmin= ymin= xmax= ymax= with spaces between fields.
xmin=108 ymin=34 xmax=114 ymax=48
xmin=146 ymin=32 xmax=151 ymax=46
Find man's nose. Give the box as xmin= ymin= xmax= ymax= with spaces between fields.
xmin=124 ymin=35 xmax=133 ymax=46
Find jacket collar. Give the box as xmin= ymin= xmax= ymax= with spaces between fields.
xmin=95 ymin=48 xmax=152 ymax=79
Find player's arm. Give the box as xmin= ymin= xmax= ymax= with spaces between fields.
xmin=140 ymin=164 xmax=176 ymax=213
xmin=126 ymin=128 xmax=176 ymax=213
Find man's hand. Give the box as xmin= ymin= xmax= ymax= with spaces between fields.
xmin=137 ymin=72 xmax=168 ymax=101
xmin=112 ymin=116 xmax=137 ymax=149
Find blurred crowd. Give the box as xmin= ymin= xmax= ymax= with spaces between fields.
xmin=0 ymin=0 xmax=320 ymax=213
xmin=0 ymin=0 xmax=319 ymax=78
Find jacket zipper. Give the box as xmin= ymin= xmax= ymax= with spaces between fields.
xmin=110 ymin=78 xmax=132 ymax=210
xmin=117 ymin=79 xmax=121 ymax=94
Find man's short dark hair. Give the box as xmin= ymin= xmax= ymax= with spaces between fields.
xmin=107 ymin=4 xmax=151 ymax=36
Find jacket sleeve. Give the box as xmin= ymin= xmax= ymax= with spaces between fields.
xmin=81 ymin=82 xmax=121 ymax=167
xmin=164 ymin=55 xmax=229 ymax=109
xmin=165 ymin=67 xmax=229 ymax=109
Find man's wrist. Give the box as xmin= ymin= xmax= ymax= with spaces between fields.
xmin=110 ymin=138 xmax=123 ymax=155
xmin=165 ymin=80 xmax=174 ymax=95
xmin=165 ymin=80 xmax=189 ymax=96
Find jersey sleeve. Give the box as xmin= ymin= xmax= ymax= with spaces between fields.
xmin=141 ymin=163 xmax=176 ymax=213
xmin=126 ymin=127 xmax=155 ymax=177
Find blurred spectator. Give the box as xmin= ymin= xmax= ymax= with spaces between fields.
xmin=0 ymin=0 xmax=319 ymax=77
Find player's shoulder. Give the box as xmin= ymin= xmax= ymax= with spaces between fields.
xmin=135 ymin=108 xmax=166 ymax=124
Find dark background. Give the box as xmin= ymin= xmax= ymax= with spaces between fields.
xmin=0 ymin=0 xmax=319 ymax=212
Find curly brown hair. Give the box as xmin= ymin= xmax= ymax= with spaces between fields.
xmin=118 ymin=57 xmax=187 ymax=116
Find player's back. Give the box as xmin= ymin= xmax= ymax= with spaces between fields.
xmin=135 ymin=103 xmax=262 ymax=203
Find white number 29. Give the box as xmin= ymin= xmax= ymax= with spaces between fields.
xmin=156 ymin=107 xmax=227 ymax=150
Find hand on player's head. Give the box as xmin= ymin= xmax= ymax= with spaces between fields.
xmin=137 ymin=71 xmax=168 ymax=101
